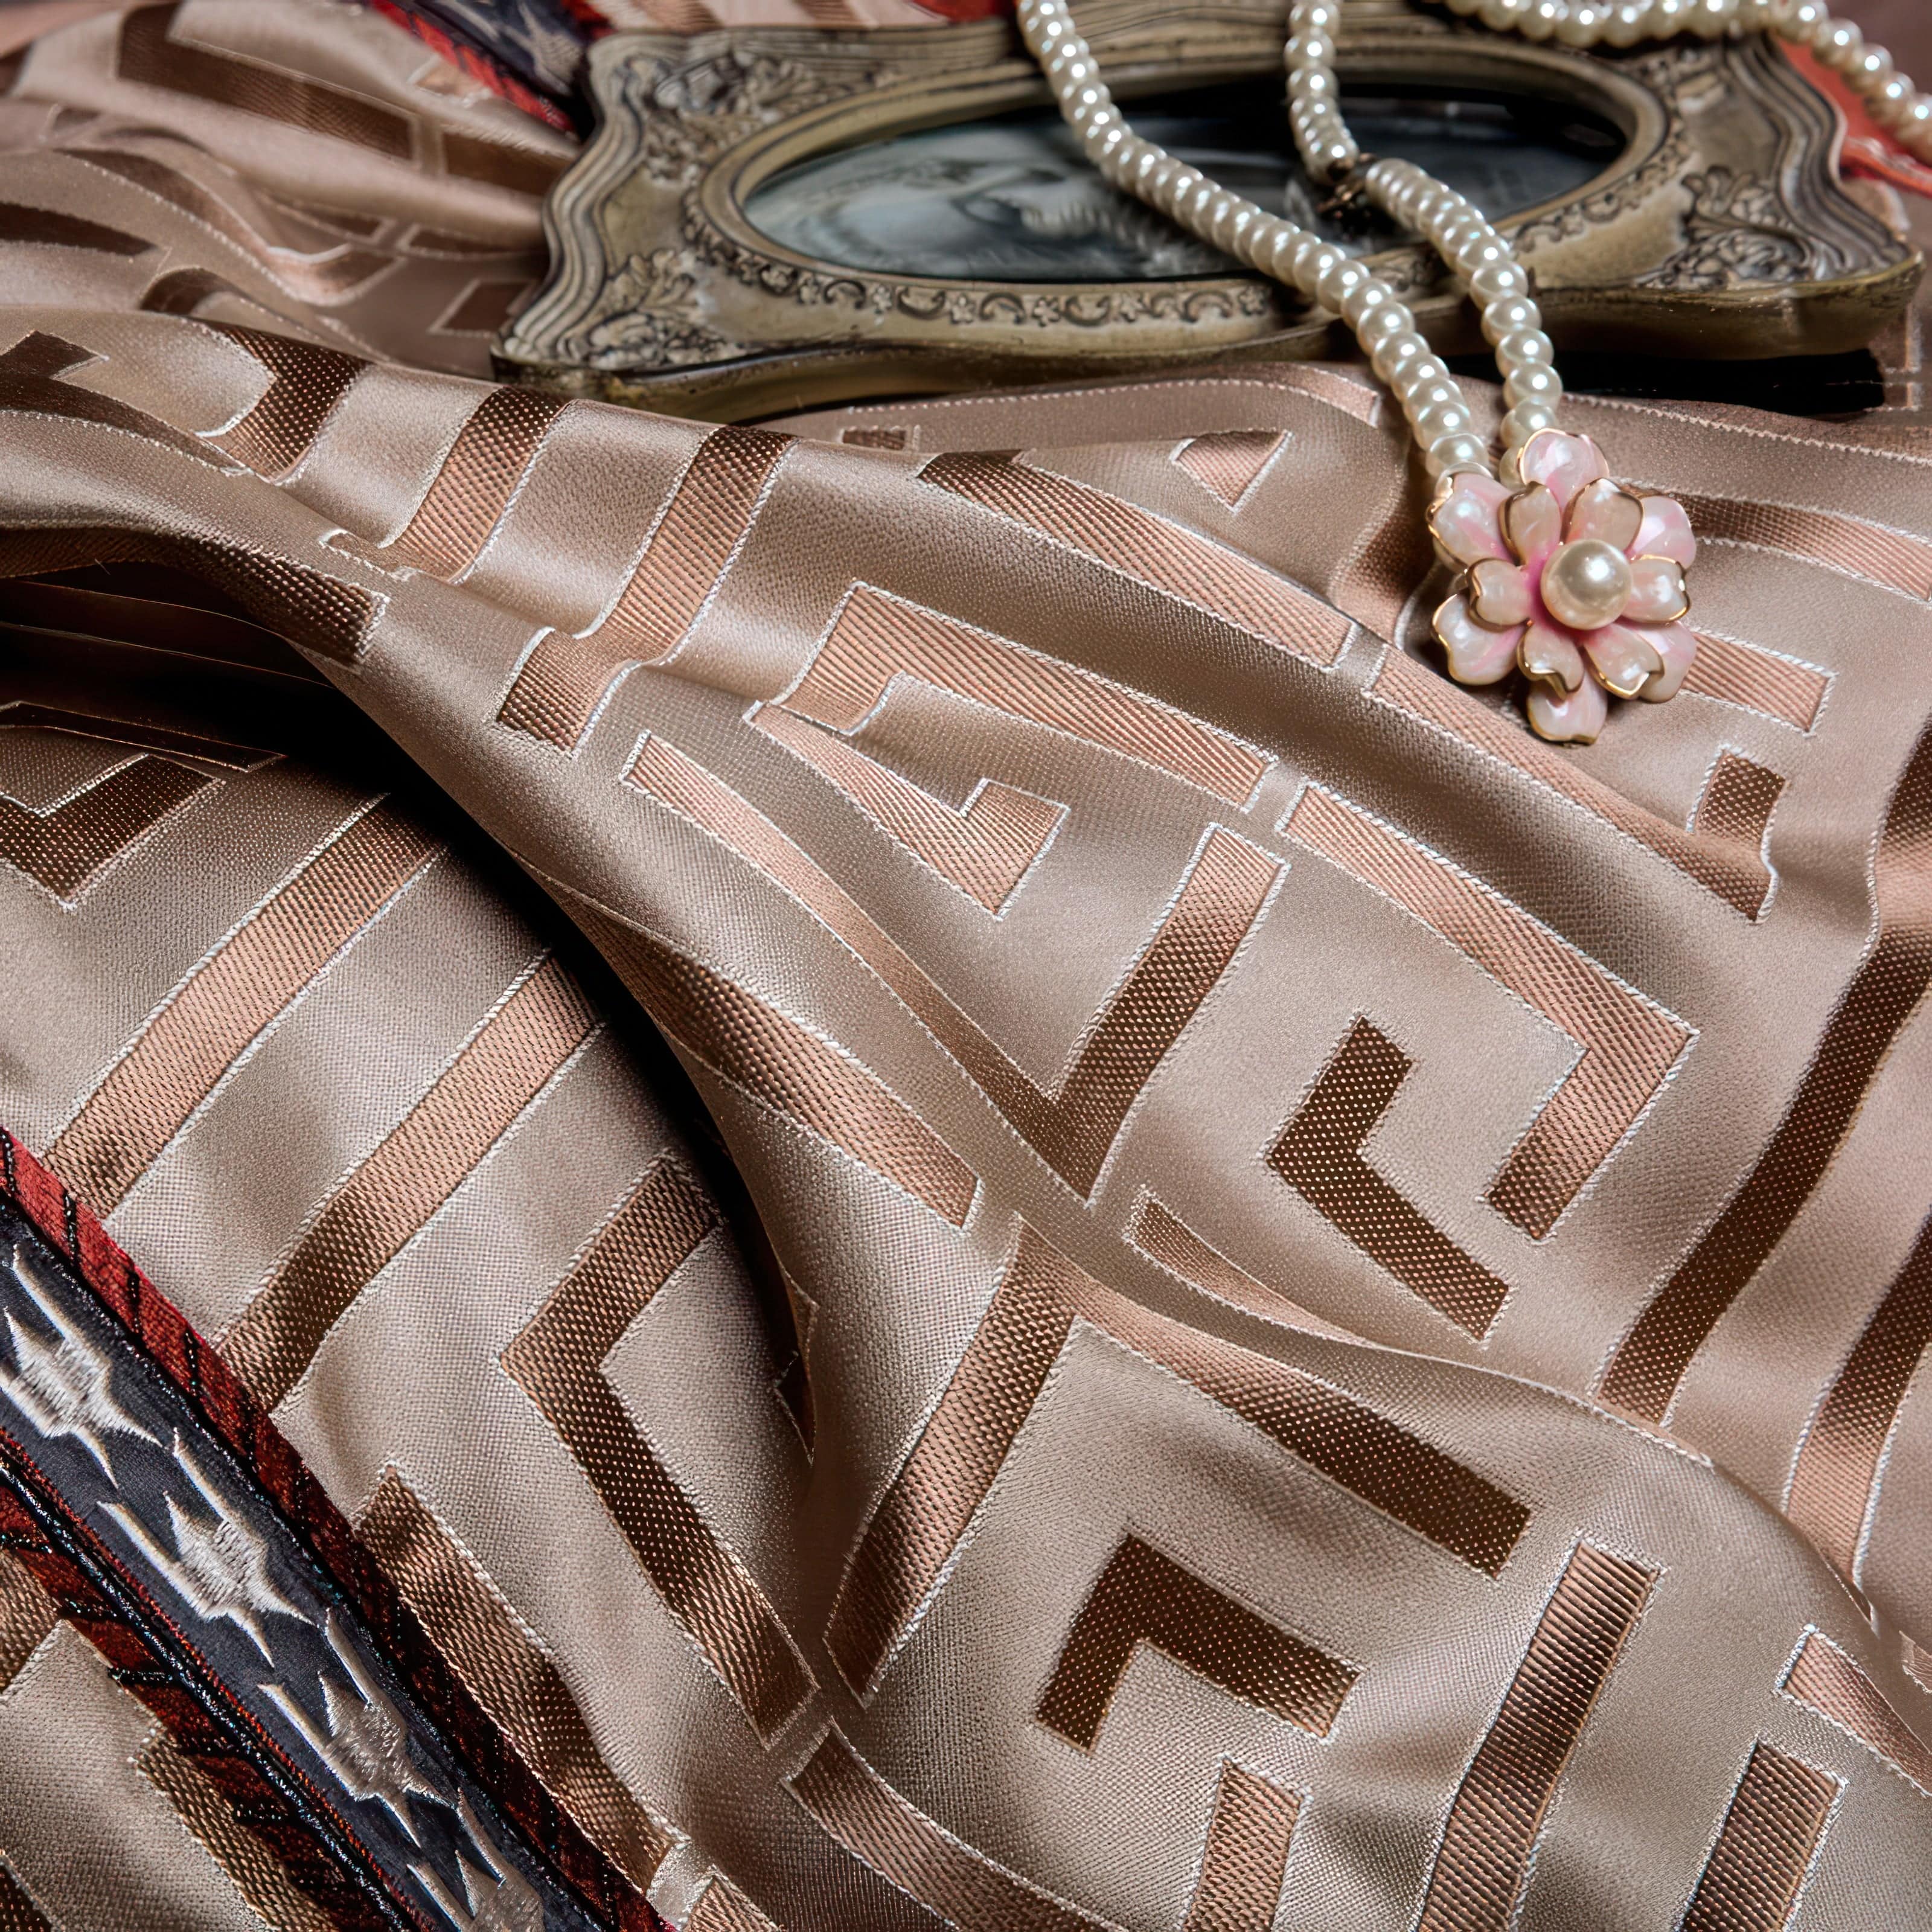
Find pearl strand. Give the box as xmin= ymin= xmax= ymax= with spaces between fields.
xmin=1014 ymin=0 xmax=1494 ymax=481
xmin=1021 ymin=0 xmax=1928 ymax=490
xmin=1428 ymin=0 xmax=1932 ymax=159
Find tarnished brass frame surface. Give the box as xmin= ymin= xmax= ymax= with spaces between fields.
xmin=497 ymin=0 xmax=1920 ymax=421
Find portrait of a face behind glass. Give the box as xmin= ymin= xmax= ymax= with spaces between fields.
xmin=745 ymin=83 xmax=1622 ymax=284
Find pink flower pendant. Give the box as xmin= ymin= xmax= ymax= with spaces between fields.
xmin=1428 ymin=430 xmax=1697 ymax=744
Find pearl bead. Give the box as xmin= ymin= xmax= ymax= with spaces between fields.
xmin=1542 ymin=539 xmax=1633 ymax=630
xmin=1777 ymin=0 xmax=1827 ymax=41
xmin=1415 ymin=400 xmax=1476 ymax=445
xmin=1817 ymin=20 xmax=1861 ymax=68
xmin=1427 ymin=432 xmax=1492 ymax=480
xmin=1317 ymin=258 xmax=1371 ymax=307
xmin=1342 ymin=278 xmax=1392 ymax=325
xmin=1483 ymin=295 xmax=1541 ymax=344
xmin=1851 ymin=45 xmax=1894 ymax=88
xmin=1470 ymin=260 xmax=1530 ymax=304
xmin=1499 ymin=328 xmax=1556 ymax=366
xmin=1404 ymin=376 xmax=1464 ymax=418
xmin=1505 ymin=363 xmax=1564 ymax=406
xmin=1604 ymin=2 xmax=1651 ymax=45
xmin=1456 ymin=235 xmax=1513 ymax=275
xmin=1358 ymin=301 xmax=1412 ymax=348
xmin=1527 ymin=0 xmax=1569 ymax=42
xmin=1503 ymin=400 xmax=1561 ymax=447
xmin=1372 ymin=331 xmax=1432 ymax=383
xmin=1407 ymin=353 xmax=1454 ymax=389
xmin=1313 ymin=137 xmax=1357 ymax=179
xmin=1296 ymin=243 xmax=1345 ymax=294
xmin=1872 ymin=75 xmax=1915 ymax=121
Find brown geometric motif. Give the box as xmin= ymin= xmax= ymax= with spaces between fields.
xmin=1677 ymin=488 xmax=1932 ymax=600
xmin=1415 ymin=1541 xmax=1656 ymax=1932
xmin=501 ymin=1156 xmax=813 ymax=1740
xmin=626 ymin=733 xmax=1278 ymax=1198
xmin=222 ymin=953 xmax=599 ymax=1406
xmin=68 ymin=150 xmax=395 ymax=309
xmin=1678 ymin=1741 xmax=1839 ymax=1932
xmin=137 ymin=1728 xmax=336 ymax=1932
xmin=0 ymin=330 xmax=231 ymax=469
xmin=1371 ymin=650 xmax=1778 ymax=919
xmin=790 ymin=1727 xmax=1111 ymax=1932
xmin=778 ymin=583 xmax=1268 ymax=808
xmin=554 ymin=882 xmax=978 ymax=1228
xmin=1035 ymin=1534 xmax=1355 ymax=1750
xmin=0 ymin=200 xmax=155 ymax=258
xmin=0 ymin=1552 xmax=56 ymax=1693
xmin=0 ymin=1862 xmax=50 ymax=1932
xmin=115 ymin=4 xmax=567 ymax=196
xmin=686 ymin=1874 xmax=784 ymax=1932
xmin=1285 ymin=783 xmax=1690 ymax=1239
xmin=0 ymin=706 xmax=262 ymax=906
xmin=1780 ymin=1629 xmax=1932 ymax=1800
xmin=1691 ymin=752 xmax=1786 ymax=869
xmin=378 ymin=384 xmax=568 ymax=578
xmin=1183 ymin=1762 xmax=1301 ymax=1932
xmin=1171 ymin=430 xmax=1288 ymax=511
xmin=498 ymin=426 xmax=789 ymax=750
xmin=1784 ymin=1209 xmax=1932 ymax=1583
xmin=203 ymin=324 xmax=366 ymax=478
xmin=1683 ymin=632 xmax=1829 ymax=733
xmin=825 ymin=1224 xmax=1527 ymax=1699
xmin=1600 ymin=717 xmax=1932 ymax=1423
xmin=749 ymin=703 xmax=1064 ymax=916
xmin=48 ymin=798 xmax=439 ymax=1213
xmin=922 ymin=453 xmax=1352 ymax=668
xmin=1126 ymin=1194 xmax=1349 ymax=1340
xmin=1269 ymin=1019 xmax=1511 ymax=1339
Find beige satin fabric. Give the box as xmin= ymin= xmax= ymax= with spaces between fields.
xmin=4 ymin=5 xmax=1932 ymax=1930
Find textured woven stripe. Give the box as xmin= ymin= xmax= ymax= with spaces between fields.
xmin=1681 ymin=490 xmax=1932 ymax=598
xmin=1184 ymin=1763 xmax=1300 ymax=1932
xmin=1036 ymin=1534 xmax=1355 ymax=1747
xmin=1372 ymin=650 xmax=1773 ymax=918
xmin=1287 ymin=785 xmax=1689 ymax=1238
xmin=1415 ymin=1543 xmax=1654 ymax=1932
xmin=1781 ymin=1630 xmax=1932 ymax=1796
xmin=385 ymin=385 xmax=566 ymax=577
xmin=50 ymin=801 xmax=439 ymax=1212
xmin=359 ymin=1468 xmax=677 ymax=1884
xmin=924 ymin=452 xmax=1352 ymax=665
xmin=208 ymin=325 xmax=365 ymax=478
xmin=1683 ymin=632 xmax=1828 ymax=732
xmin=561 ymin=889 xmax=977 ymax=1228
xmin=792 ymin=1728 xmax=1104 ymax=1932
xmin=222 ymin=954 xmax=597 ymax=1406
xmin=1679 ymin=1742 xmax=1837 ymax=1932
xmin=498 ymin=426 xmax=787 ymax=749
xmin=1785 ymin=1212 xmax=1932 ymax=1578
xmin=1270 ymin=1018 xmax=1510 ymax=1337
xmin=1601 ymin=719 xmax=1932 ymax=1421
xmin=502 ymin=1158 xmax=812 ymax=1740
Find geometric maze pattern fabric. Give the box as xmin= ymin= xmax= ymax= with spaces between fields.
xmin=2 ymin=6 xmax=1932 ymax=1930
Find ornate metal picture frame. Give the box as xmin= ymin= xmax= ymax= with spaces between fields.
xmin=496 ymin=0 xmax=1921 ymax=419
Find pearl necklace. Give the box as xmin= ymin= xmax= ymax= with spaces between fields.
xmin=1015 ymin=0 xmax=1924 ymax=743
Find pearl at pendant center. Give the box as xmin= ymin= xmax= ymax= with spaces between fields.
xmin=1540 ymin=538 xmax=1632 ymax=632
